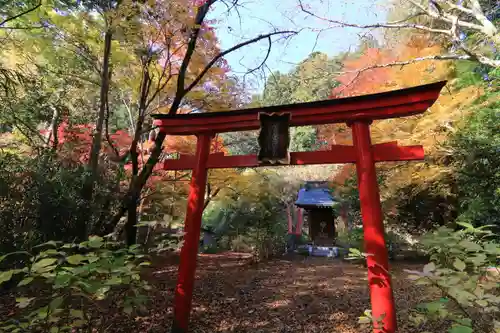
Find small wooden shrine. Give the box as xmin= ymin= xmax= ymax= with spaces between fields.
xmin=295 ymin=181 xmax=338 ymax=246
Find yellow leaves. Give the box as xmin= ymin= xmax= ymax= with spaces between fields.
xmin=387 ymin=43 xmax=453 ymax=90
xmin=411 ymin=86 xmax=482 ymax=150
xmin=377 ymin=84 xmax=484 ymax=197
xmin=372 ymin=84 xmax=482 ymax=146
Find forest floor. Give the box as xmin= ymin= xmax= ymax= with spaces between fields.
xmin=126 ymin=252 xmax=440 ymax=333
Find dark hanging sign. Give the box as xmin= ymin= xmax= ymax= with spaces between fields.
xmin=257 ymin=112 xmax=291 ymax=165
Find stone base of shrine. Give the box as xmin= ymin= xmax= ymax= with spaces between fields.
xmin=297 ymin=245 xmax=340 ymax=257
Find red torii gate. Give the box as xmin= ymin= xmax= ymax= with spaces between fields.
xmin=152 ymin=81 xmax=447 ymax=333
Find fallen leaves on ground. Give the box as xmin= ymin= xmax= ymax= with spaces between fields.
xmin=0 ymin=252 xmax=443 ymax=332
xmin=122 ymin=253 xmax=439 ymax=333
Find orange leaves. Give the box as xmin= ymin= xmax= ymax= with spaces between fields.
xmin=385 ymin=38 xmax=452 ymax=89
xmin=161 ymin=134 xmax=227 ymax=155
xmin=211 ymin=135 xmax=228 ymax=154
xmin=164 ymin=136 xmax=196 ymax=154
xmin=319 ymin=36 xmax=458 ymax=195
xmin=332 ymin=36 xmax=452 ymax=99
xmin=331 ymin=48 xmax=396 ymax=98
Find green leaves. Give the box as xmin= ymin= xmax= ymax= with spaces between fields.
xmin=453 ymin=258 xmax=466 ymax=271
xmin=17 ymin=277 xmax=34 ymax=287
xmin=70 ymin=309 xmax=84 ymax=319
xmin=358 ymin=309 xmax=373 ymax=325
xmin=49 ymin=295 xmax=64 ymax=310
xmin=466 ymin=253 xmax=487 ymax=266
xmin=16 ymin=297 xmax=35 ymax=309
xmin=475 ymin=299 xmax=488 ymax=307
xmin=32 ymin=258 xmax=58 ymax=271
xmin=0 ymin=270 xmax=14 ymax=284
xmin=54 ymin=273 xmax=72 ymax=288
xmin=66 ymin=254 xmax=86 ymax=265
xmin=449 ymin=325 xmax=473 ymax=333
xmin=105 ymin=276 xmax=122 ymax=285
xmin=0 ymin=237 xmax=151 ymax=331
xmin=458 ymin=240 xmax=482 ymax=252
xmin=87 ymin=235 xmax=104 ymax=248
xmin=406 ymin=226 xmax=500 ymax=333
xmin=33 ymin=240 xmax=61 ymax=249
xmin=423 ymin=262 xmax=436 ymax=274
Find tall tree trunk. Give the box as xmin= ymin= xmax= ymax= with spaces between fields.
xmin=110 ymin=130 xmax=167 ymax=240
xmin=80 ymin=29 xmax=113 ymax=240
xmin=123 ymin=63 xmax=150 ymax=246
xmin=43 ymin=106 xmax=60 ymax=150
xmin=82 ymin=30 xmax=113 ymax=202
xmin=126 ymin=201 xmax=138 ymax=245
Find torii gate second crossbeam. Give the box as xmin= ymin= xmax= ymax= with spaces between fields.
xmin=152 ymin=81 xmax=447 ymax=333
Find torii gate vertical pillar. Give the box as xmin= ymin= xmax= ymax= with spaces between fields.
xmin=172 ymin=134 xmax=212 ymax=333
xmin=351 ymin=121 xmax=397 ymax=333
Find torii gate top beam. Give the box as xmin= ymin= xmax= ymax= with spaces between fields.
xmin=152 ymin=81 xmax=447 ymax=135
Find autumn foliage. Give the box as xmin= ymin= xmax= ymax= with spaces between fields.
xmin=330 ymin=48 xmax=396 ymax=98
xmin=321 ymin=36 xmax=454 ymax=188
xmin=40 ymin=120 xmax=229 ymax=191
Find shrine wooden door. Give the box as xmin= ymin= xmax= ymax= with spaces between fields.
xmin=308 ymin=208 xmax=336 ymax=246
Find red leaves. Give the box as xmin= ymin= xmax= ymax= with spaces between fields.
xmin=41 ymin=122 xmax=228 ymax=190
xmin=41 ymin=121 xmax=135 ymax=164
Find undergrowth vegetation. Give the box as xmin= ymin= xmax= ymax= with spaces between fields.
xmin=0 ymin=236 xmax=151 ymax=333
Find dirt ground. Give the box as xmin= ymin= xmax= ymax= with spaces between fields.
xmin=129 ymin=253 xmax=435 ymax=333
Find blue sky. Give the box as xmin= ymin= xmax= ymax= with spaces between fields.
xmin=209 ymin=0 xmax=388 ymax=92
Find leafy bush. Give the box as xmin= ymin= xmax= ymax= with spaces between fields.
xmin=385 ymin=183 xmax=458 ymax=233
xmin=201 ymin=244 xmax=219 ymax=254
xmin=338 ymin=227 xmax=407 ymax=260
xmin=405 ymin=223 xmax=500 ymax=333
xmin=336 ymin=176 xmax=362 ymax=228
xmin=203 ymin=190 xmax=289 ymax=261
xmin=355 ymin=223 xmax=499 ymax=332
xmin=0 ymin=236 xmax=151 ymax=332
xmin=448 ymin=96 xmax=500 ymax=232
xmin=231 ymin=235 xmax=254 ymax=253
xmin=381 ymin=91 xmax=500 ymax=235
xmin=0 ymin=152 xmax=123 ymax=254
xmin=337 ymin=227 xmax=364 ymax=249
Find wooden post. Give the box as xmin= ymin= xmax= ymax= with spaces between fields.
xmin=351 ymin=121 xmax=397 ymax=333
xmin=295 ymin=207 xmax=303 ymax=235
xmin=286 ymin=205 xmax=293 ymax=234
xmin=171 ymin=134 xmax=212 ymax=333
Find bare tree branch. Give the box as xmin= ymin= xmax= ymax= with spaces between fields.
xmin=334 ymin=54 xmax=473 ymax=96
xmin=0 ymin=1 xmax=41 ymax=27
xmin=298 ymin=1 xmax=451 ymax=35
xmin=298 ymin=0 xmax=499 ymax=68
xmin=184 ymin=30 xmax=297 ymax=94
xmin=168 ymin=0 xmax=217 ymax=115
xmin=444 ymin=0 xmax=473 ymax=15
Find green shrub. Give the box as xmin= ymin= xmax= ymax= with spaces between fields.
xmin=338 ymin=227 xmax=406 ymax=259
xmin=231 ymin=235 xmax=253 ymax=253
xmin=448 ymin=97 xmax=500 ymax=232
xmin=356 ymin=223 xmax=499 ymax=332
xmin=337 ymin=227 xmax=364 ymax=249
xmin=405 ymin=223 xmax=500 ymax=333
xmin=0 ymin=236 xmax=151 ymax=332
xmin=203 ymin=186 xmax=289 ymax=261
xmin=0 ymin=152 xmax=123 ymax=254
xmin=202 ymin=244 xmax=219 ymax=254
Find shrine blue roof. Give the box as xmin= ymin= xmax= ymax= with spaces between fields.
xmin=295 ymin=187 xmax=337 ymax=207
